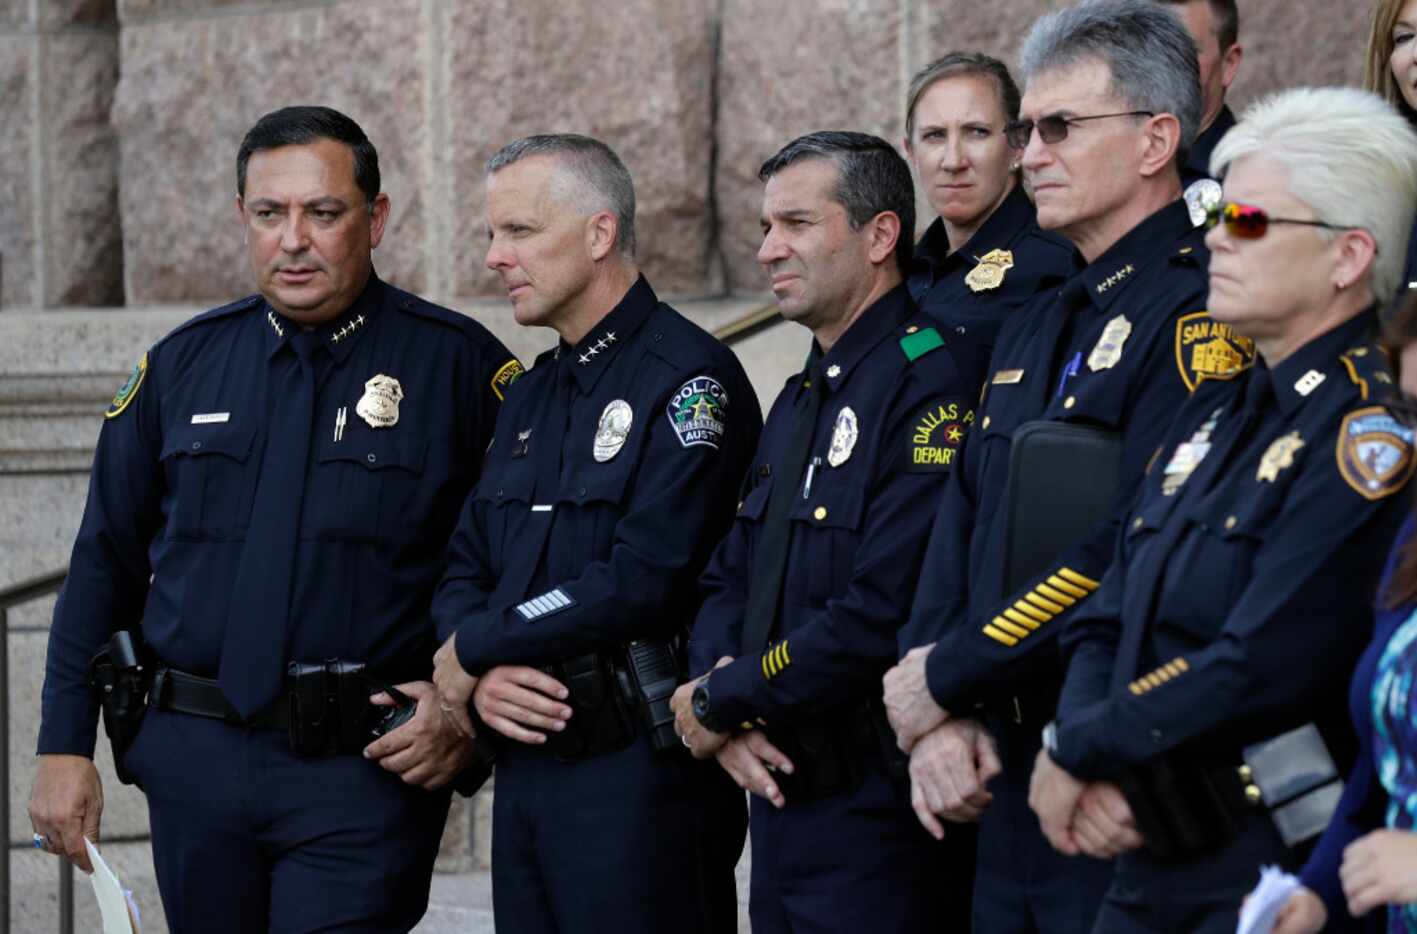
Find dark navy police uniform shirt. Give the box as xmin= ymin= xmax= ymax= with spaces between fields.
xmin=434 ymin=277 xmax=760 ymax=671
xmin=907 ymin=185 xmax=1079 ymax=355
xmin=690 ymin=284 xmax=987 ymax=725
xmin=906 ymin=200 xmax=1254 ymax=714
xmin=1053 ymin=310 xmax=1414 ymax=780
xmin=39 ymin=274 xmax=520 ymax=756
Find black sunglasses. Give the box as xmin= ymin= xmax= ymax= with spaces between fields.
xmin=1203 ymin=201 xmax=1358 ymax=240
xmin=1003 ymin=111 xmax=1155 ymax=149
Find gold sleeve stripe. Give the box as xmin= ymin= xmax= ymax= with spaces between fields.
xmin=1024 ymin=593 xmax=1066 ymax=615
xmin=782 ymin=642 xmax=791 ymax=666
xmin=1057 ymin=567 xmax=1101 ymax=590
xmin=1012 ymin=601 xmax=1051 ymax=623
xmin=1127 ymin=657 xmax=1191 ymax=695
xmin=1002 ymin=608 xmax=1042 ymax=630
xmin=1129 ymin=683 xmax=1144 ymax=696
xmin=1034 ymin=583 xmax=1076 ymax=606
xmin=1175 ymin=658 xmax=1190 ymax=672
xmin=994 ymin=617 xmax=1032 ymax=639
xmin=983 ymin=624 xmax=1019 ymax=647
xmin=761 ymin=654 xmax=772 ymax=679
xmin=1047 ymin=575 xmax=1090 ymax=599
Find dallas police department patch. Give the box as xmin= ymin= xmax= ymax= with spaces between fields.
xmin=105 ymin=352 xmax=148 ymax=419
xmin=1175 ymin=311 xmax=1256 ymax=391
xmin=667 ymin=376 xmax=728 ymax=449
xmin=491 ymin=358 xmax=525 ymax=401
xmin=1336 ymin=406 xmax=1416 ymax=500
xmin=907 ymin=399 xmax=974 ymax=472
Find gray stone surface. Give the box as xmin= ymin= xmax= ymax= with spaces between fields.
xmin=12 ymin=841 xmax=166 ymax=934
xmin=40 ymin=0 xmax=116 ymax=29
xmin=442 ymin=0 xmax=717 ymax=298
xmin=0 ymin=35 xmax=37 ymax=310
xmin=112 ymin=0 xmax=431 ymax=304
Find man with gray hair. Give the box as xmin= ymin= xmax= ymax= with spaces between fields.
xmin=884 ymin=1 xmax=1253 ymax=929
xmin=430 ymin=133 xmax=758 ymax=933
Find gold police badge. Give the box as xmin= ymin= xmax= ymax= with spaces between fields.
xmin=356 ymin=374 xmax=404 ymax=428
xmin=1256 ymin=431 xmax=1304 ymax=483
xmin=965 ymin=249 xmax=1014 ymax=293
xmin=1174 ymin=311 xmax=1257 ymax=391
xmin=1087 ymin=315 xmax=1132 ymax=371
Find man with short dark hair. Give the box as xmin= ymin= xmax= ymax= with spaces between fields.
xmin=28 ymin=105 xmax=518 ymax=931
xmin=672 ymin=130 xmax=987 ymax=932
xmin=884 ymin=1 xmax=1254 ymax=930
xmin=430 ymin=133 xmax=758 ymax=934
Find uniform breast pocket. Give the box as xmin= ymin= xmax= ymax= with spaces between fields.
xmin=159 ymin=426 xmax=258 ymax=541
xmin=789 ymin=478 xmax=866 ymax=607
xmin=1160 ymin=493 xmax=1276 ymax=643
xmin=310 ymin=433 xmax=428 ymax=542
xmin=562 ymin=455 xmax=638 ymax=562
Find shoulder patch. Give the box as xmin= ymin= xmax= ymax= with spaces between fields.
xmin=667 ymin=375 xmax=728 ymax=450
xmin=1336 ymin=406 xmax=1416 ymax=500
xmin=900 ymin=327 xmax=945 ymax=362
xmin=905 ymin=398 xmax=975 ymax=473
xmin=1174 ymin=311 xmax=1256 ymax=391
xmin=105 ymin=352 xmax=148 ymax=420
xmin=490 ymin=358 xmax=525 ymax=401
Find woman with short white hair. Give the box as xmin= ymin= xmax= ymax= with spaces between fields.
xmin=1027 ymin=85 xmax=1417 ymax=933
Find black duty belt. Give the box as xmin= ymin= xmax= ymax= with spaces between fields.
xmin=148 ymin=667 xmax=290 ymax=729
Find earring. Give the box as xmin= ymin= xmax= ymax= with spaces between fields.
xmin=1010 ymin=163 xmax=1021 ymax=171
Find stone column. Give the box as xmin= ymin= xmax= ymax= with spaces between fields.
xmin=0 ymin=0 xmax=122 ymax=309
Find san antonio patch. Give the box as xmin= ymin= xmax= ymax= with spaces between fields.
xmin=1336 ymin=406 xmax=1416 ymax=500
xmin=667 ymin=376 xmax=728 ymax=449
xmin=105 ymin=352 xmax=148 ymax=419
xmin=907 ymin=398 xmax=974 ymax=472
xmin=1175 ymin=311 xmax=1255 ymax=391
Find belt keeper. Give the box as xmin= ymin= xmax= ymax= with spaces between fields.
xmin=149 ymin=668 xmax=170 ymax=708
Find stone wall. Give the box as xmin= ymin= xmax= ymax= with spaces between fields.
xmin=0 ymin=0 xmax=1369 ymax=311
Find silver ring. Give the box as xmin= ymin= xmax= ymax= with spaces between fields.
xmin=32 ymin=833 xmax=48 ymax=850
xmin=681 ymin=734 xmax=691 ymax=748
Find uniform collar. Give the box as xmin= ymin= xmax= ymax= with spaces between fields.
xmin=1075 ymin=200 xmax=1194 ymax=311
xmin=1263 ymin=306 xmax=1380 ymax=415
xmin=815 ymin=282 xmax=915 ymax=394
xmin=910 ymin=184 xmax=1037 ymax=279
xmin=1185 ymin=104 xmax=1236 ymax=182
xmin=562 ymin=275 xmax=657 ymax=395
xmin=262 ymin=272 xmax=383 ymax=362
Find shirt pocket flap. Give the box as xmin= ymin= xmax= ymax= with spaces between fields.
xmin=160 ymin=425 xmax=257 ymax=463
xmin=316 ymin=434 xmax=427 ymax=474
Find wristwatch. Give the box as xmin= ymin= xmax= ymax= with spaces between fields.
xmin=1041 ymin=720 xmax=1059 ymax=757
xmin=691 ymin=679 xmax=729 ymax=734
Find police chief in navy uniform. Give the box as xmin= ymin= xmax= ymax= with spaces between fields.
xmin=28 ymin=106 xmax=519 ymax=932
xmin=672 ymin=131 xmax=988 ymax=933
xmin=883 ymin=3 xmax=1253 ymax=931
xmin=903 ymin=51 xmax=1079 ymax=355
xmin=1031 ymin=87 xmax=1417 ymax=934
xmin=429 ymin=134 xmax=758 ymax=934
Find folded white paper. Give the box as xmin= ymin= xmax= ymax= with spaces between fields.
xmin=84 ymin=838 xmax=141 ymax=934
xmin=1237 ymin=864 xmax=1302 ymax=934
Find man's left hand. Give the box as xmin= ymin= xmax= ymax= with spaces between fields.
xmin=883 ymin=644 xmax=949 ymax=753
xmin=1341 ymin=828 xmax=1417 ymax=917
xmin=363 ymin=681 xmax=474 ymax=790
xmin=670 ymin=655 xmax=733 ymax=759
xmin=1070 ymin=781 xmax=1144 ymax=858
xmin=1028 ymin=748 xmax=1087 ymax=856
xmin=432 ymin=632 xmax=479 ymax=739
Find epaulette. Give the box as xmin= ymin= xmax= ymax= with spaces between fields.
xmin=392 ymin=290 xmax=488 ymax=338
xmin=644 ymin=301 xmax=727 ymax=369
xmin=1168 ymin=242 xmax=1208 ymax=267
xmin=161 ymin=294 xmax=263 ymax=344
xmin=899 ymin=325 xmax=945 ymax=362
xmin=1337 ymin=343 xmax=1392 ymax=402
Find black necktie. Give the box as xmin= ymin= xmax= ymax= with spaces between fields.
xmin=220 ymin=329 xmax=319 ymax=719
xmin=741 ymin=361 xmax=824 ymax=655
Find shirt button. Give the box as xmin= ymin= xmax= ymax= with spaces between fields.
xmin=191 ymin=441 xmax=202 ymax=451
xmin=1150 ymin=728 xmax=1163 ymax=743
xmin=367 ymin=453 xmax=377 ymax=464
xmin=1064 ymin=396 xmax=1076 ymax=409
xmin=579 ymin=487 xmax=588 ymax=497
xmin=497 ymin=488 xmax=504 ymax=498
xmin=1224 ymin=516 xmax=1237 ymax=530
xmin=813 ymin=506 xmax=827 ymax=521
xmin=1132 ymin=516 xmax=1144 ymax=530
xmin=981 ymin=416 xmax=991 ymax=430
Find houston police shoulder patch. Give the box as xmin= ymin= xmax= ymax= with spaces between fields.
xmin=1175 ymin=311 xmax=1256 ymax=391
xmin=490 ymin=358 xmax=525 ymax=401
xmin=906 ymin=398 xmax=974 ymax=472
xmin=1336 ymin=406 xmax=1416 ymax=500
xmin=667 ymin=375 xmax=728 ymax=449
xmin=105 ymin=352 xmax=148 ymax=419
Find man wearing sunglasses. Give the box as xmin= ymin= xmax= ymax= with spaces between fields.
xmin=884 ymin=1 xmax=1253 ymax=930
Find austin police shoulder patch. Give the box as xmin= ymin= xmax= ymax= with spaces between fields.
xmin=1336 ymin=406 xmax=1416 ymax=500
xmin=105 ymin=352 xmax=148 ymax=419
xmin=1174 ymin=311 xmax=1256 ymax=391
xmin=906 ymin=398 xmax=974 ymax=473
xmin=667 ymin=376 xmax=728 ymax=450
xmin=491 ymin=358 xmax=525 ymax=401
